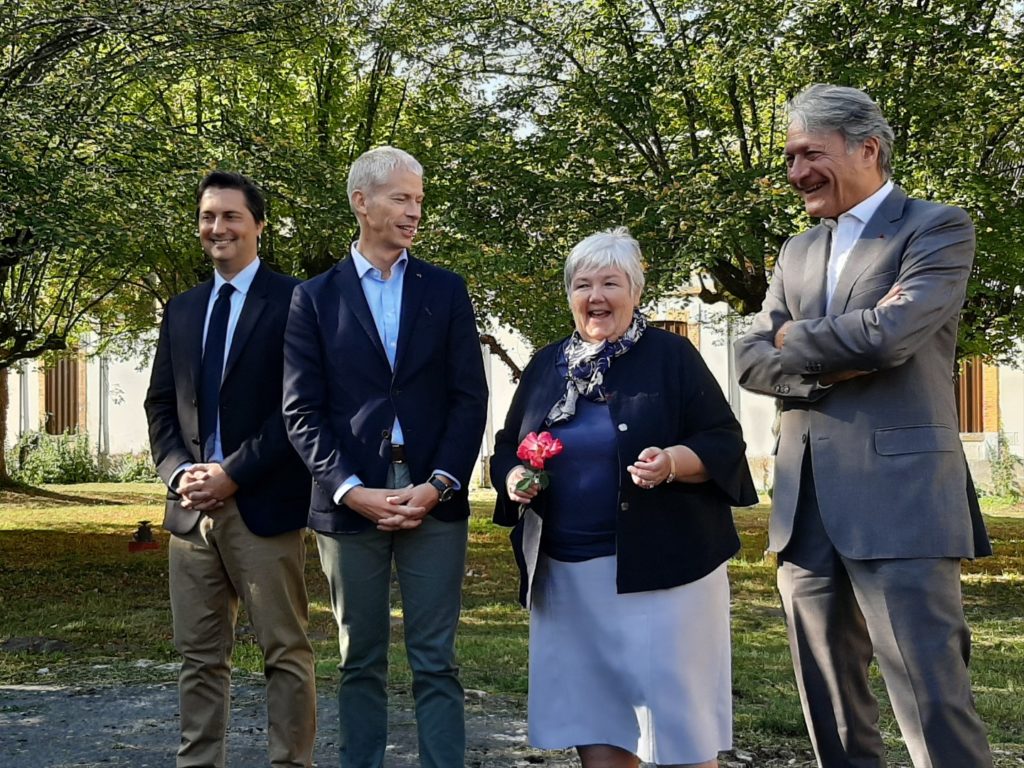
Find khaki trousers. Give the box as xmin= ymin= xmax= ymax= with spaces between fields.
xmin=169 ymin=499 xmax=316 ymax=768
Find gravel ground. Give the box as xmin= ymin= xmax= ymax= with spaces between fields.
xmin=20 ymin=677 xmax=1018 ymax=767
xmin=0 ymin=681 xmax=580 ymax=768
xmin=0 ymin=678 xmax=818 ymax=768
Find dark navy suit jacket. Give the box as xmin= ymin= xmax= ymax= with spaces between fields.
xmin=145 ymin=263 xmax=312 ymax=537
xmin=282 ymin=254 xmax=488 ymax=533
xmin=491 ymin=327 xmax=757 ymax=606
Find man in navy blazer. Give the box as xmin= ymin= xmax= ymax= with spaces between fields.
xmin=145 ymin=171 xmax=316 ymax=768
xmin=283 ymin=146 xmax=488 ymax=768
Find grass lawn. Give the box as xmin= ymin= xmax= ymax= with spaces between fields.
xmin=1 ymin=483 xmax=1021 ymax=763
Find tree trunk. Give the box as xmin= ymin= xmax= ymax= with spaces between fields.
xmin=479 ymin=334 xmax=522 ymax=382
xmin=0 ymin=367 xmax=9 ymax=485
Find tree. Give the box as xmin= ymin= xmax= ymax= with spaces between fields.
xmin=3 ymin=0 xmax=1023 ymax=485
xmin=0 ymin=0 xmax=315 ymax=483
xmin=405 ymin=0 xmax=1024 ymax=358
xmin=0 ymin=0 xmax=510 ymax=480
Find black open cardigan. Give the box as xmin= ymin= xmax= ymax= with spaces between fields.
xmin=491 ymin=327 xmax=758 ymax=607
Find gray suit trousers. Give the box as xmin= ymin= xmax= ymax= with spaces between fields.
xmin=777 ymin=450 xmax=992 ymax=768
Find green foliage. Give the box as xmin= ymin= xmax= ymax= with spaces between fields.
xmin=416 ymin=0 xmax=1024 ymax=355
xmin=10 ymin=431 xmax=102 ymax=485
xmin=7 ymin=433 xmax=159 ymax=485
xmin=1 ymin=0 xmax=1022 ymax=371
xmin=102 ymin=452 xmax=160 ymax=484
xmin=989 ymin=424 xmax=1023 ymax=500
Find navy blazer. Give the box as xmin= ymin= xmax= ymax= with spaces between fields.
xmin=145 ymin=263 xmax=312 ymax=537
xmin=283 ymin=254 xmax=488 ymax=533
xmin=491 ymin=327 xmax=757 ymax=606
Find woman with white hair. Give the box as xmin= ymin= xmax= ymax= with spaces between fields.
xmin=492 ymin=227 xmax=757 ymax=768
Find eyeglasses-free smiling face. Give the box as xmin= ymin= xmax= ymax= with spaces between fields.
xmin=569 ymin=266 xmax=638 ymax=344
xmin=353 ymin=168 xmax=424 ymax=258
xmin=198 ymin=187 xmax=264 ymax=279
xmin=784 ymin=126 xmax=883 ymax=220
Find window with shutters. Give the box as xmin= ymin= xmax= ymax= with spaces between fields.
xmin=956 ymin=356 xmax=984 ymax=433
xmin=650 ymin=319 xmax=689 ymax=339
xmin=43 ymin=353 xmax=86 ymax=435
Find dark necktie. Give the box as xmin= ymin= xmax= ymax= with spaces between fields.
xmin=199 ymin=283 xmax=235 ymax=461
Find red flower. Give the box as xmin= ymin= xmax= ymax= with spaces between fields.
xmin=516 ymin=431 xmax=564 ymax=470
xmin=514 ymin=431 xmax=564 ymax=501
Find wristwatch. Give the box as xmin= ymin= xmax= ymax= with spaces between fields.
xmin=428 ymin=474 xmax=456 ymax=502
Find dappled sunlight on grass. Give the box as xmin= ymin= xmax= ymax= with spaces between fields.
xmin=1 ymin=483 xmax=1022 ymax=758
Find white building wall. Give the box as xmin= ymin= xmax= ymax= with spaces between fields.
xmin=4 ymin=367 xmax=22 ymax=449
xmin=652 ymin=297 xmax=777 ymax=491
xmin=999 ymin=352 xmax=1024 ymax=459
xmin=475 ymin=321 xmax=534 ymax=487
xmin=677 ymin=299 xmax=777 ymax=461
xmin=106 ymin=356 xmax=156 ymax=454
xmin=85 ymin=354 xmax=101 ymax=450
xmin=4 ymin=363 xmax=41 ymax=448
xmin=3 ymin=353 xmax=153 ymax=457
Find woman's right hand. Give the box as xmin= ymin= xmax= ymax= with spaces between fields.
xmin=506 ymin=466 xmax=541 ymax=505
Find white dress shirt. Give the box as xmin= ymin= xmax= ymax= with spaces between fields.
xmin=170 ymin=257 xmax=261 ymax=488
xmin=826 ymin=180 xmax=894 ymax=307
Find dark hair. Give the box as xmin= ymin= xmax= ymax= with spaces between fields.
xmin=195 ymin=170 xmax=266 ymax=223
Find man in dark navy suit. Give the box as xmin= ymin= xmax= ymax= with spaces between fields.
xmin=283 ymin=147 xmax=487 ymax=768
xmin=145 ymin=171 xmax=315 ymax=768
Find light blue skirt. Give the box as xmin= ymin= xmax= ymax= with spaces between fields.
xmin=528 ymin=555 xmax=732 ymax=764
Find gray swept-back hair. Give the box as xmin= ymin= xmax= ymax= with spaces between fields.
xmin=788 ymin=84 xmax=895 ymax=179
xmin=347 ymin=146 xmax=424 ymax=214
xmin=564 ymin=227 xmax=645 ymax=301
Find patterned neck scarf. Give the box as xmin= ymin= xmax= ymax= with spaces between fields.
xmin=545 ymin=309 xmax=647 ymax=426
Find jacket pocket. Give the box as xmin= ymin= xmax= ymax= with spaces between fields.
xmin=874 ymin=424 xmax=960 ymax=455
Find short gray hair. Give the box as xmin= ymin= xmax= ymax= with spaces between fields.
xmin=347 ymin=146 xmax=424 ymax=213
xmin=788 ymin=84 xmax=895 ymax=178
xmin=564 ymin=227 xmax=645 ymax=300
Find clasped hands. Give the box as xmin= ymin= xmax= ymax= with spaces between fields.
xmin=344 ymin=483 xmax=440 ymax=532
xmin=177 ymin=463 xmax=238 ymax=511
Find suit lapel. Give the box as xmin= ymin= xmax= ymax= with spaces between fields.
xmin=223 ymin=264 xmax=268 ymax=381
xmin=337 ymin=257 xmax=389 ymax=365
xmin=180 ymin=280 xmax=213 ymax=396
xmin=394 ymin=255 xmax=426 ymax=372
xmin=799 ymin=225 xmax=830 ymax=319
xmin=828 ymin=186 xmax=906 ymax=314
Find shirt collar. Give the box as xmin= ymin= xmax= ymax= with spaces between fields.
xmin=213 ymin=256 xmax=261 ymax=295
xmin=350 ymin=243 xmax=408 ymax=280
xmin=841 ymin=179 xmax=895 ymax=225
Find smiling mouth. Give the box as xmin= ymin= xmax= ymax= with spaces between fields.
xmin=398 ymin=225 xmax=418 ymax=237
xmin=800 ymin=182 xmax=826 ymax=195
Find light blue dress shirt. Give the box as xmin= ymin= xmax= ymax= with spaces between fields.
xmin=334 ymin=245 xmax=459 ymax=504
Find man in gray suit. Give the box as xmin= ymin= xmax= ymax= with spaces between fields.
xmin=734 ymin=84 xmax=993 ymax=767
